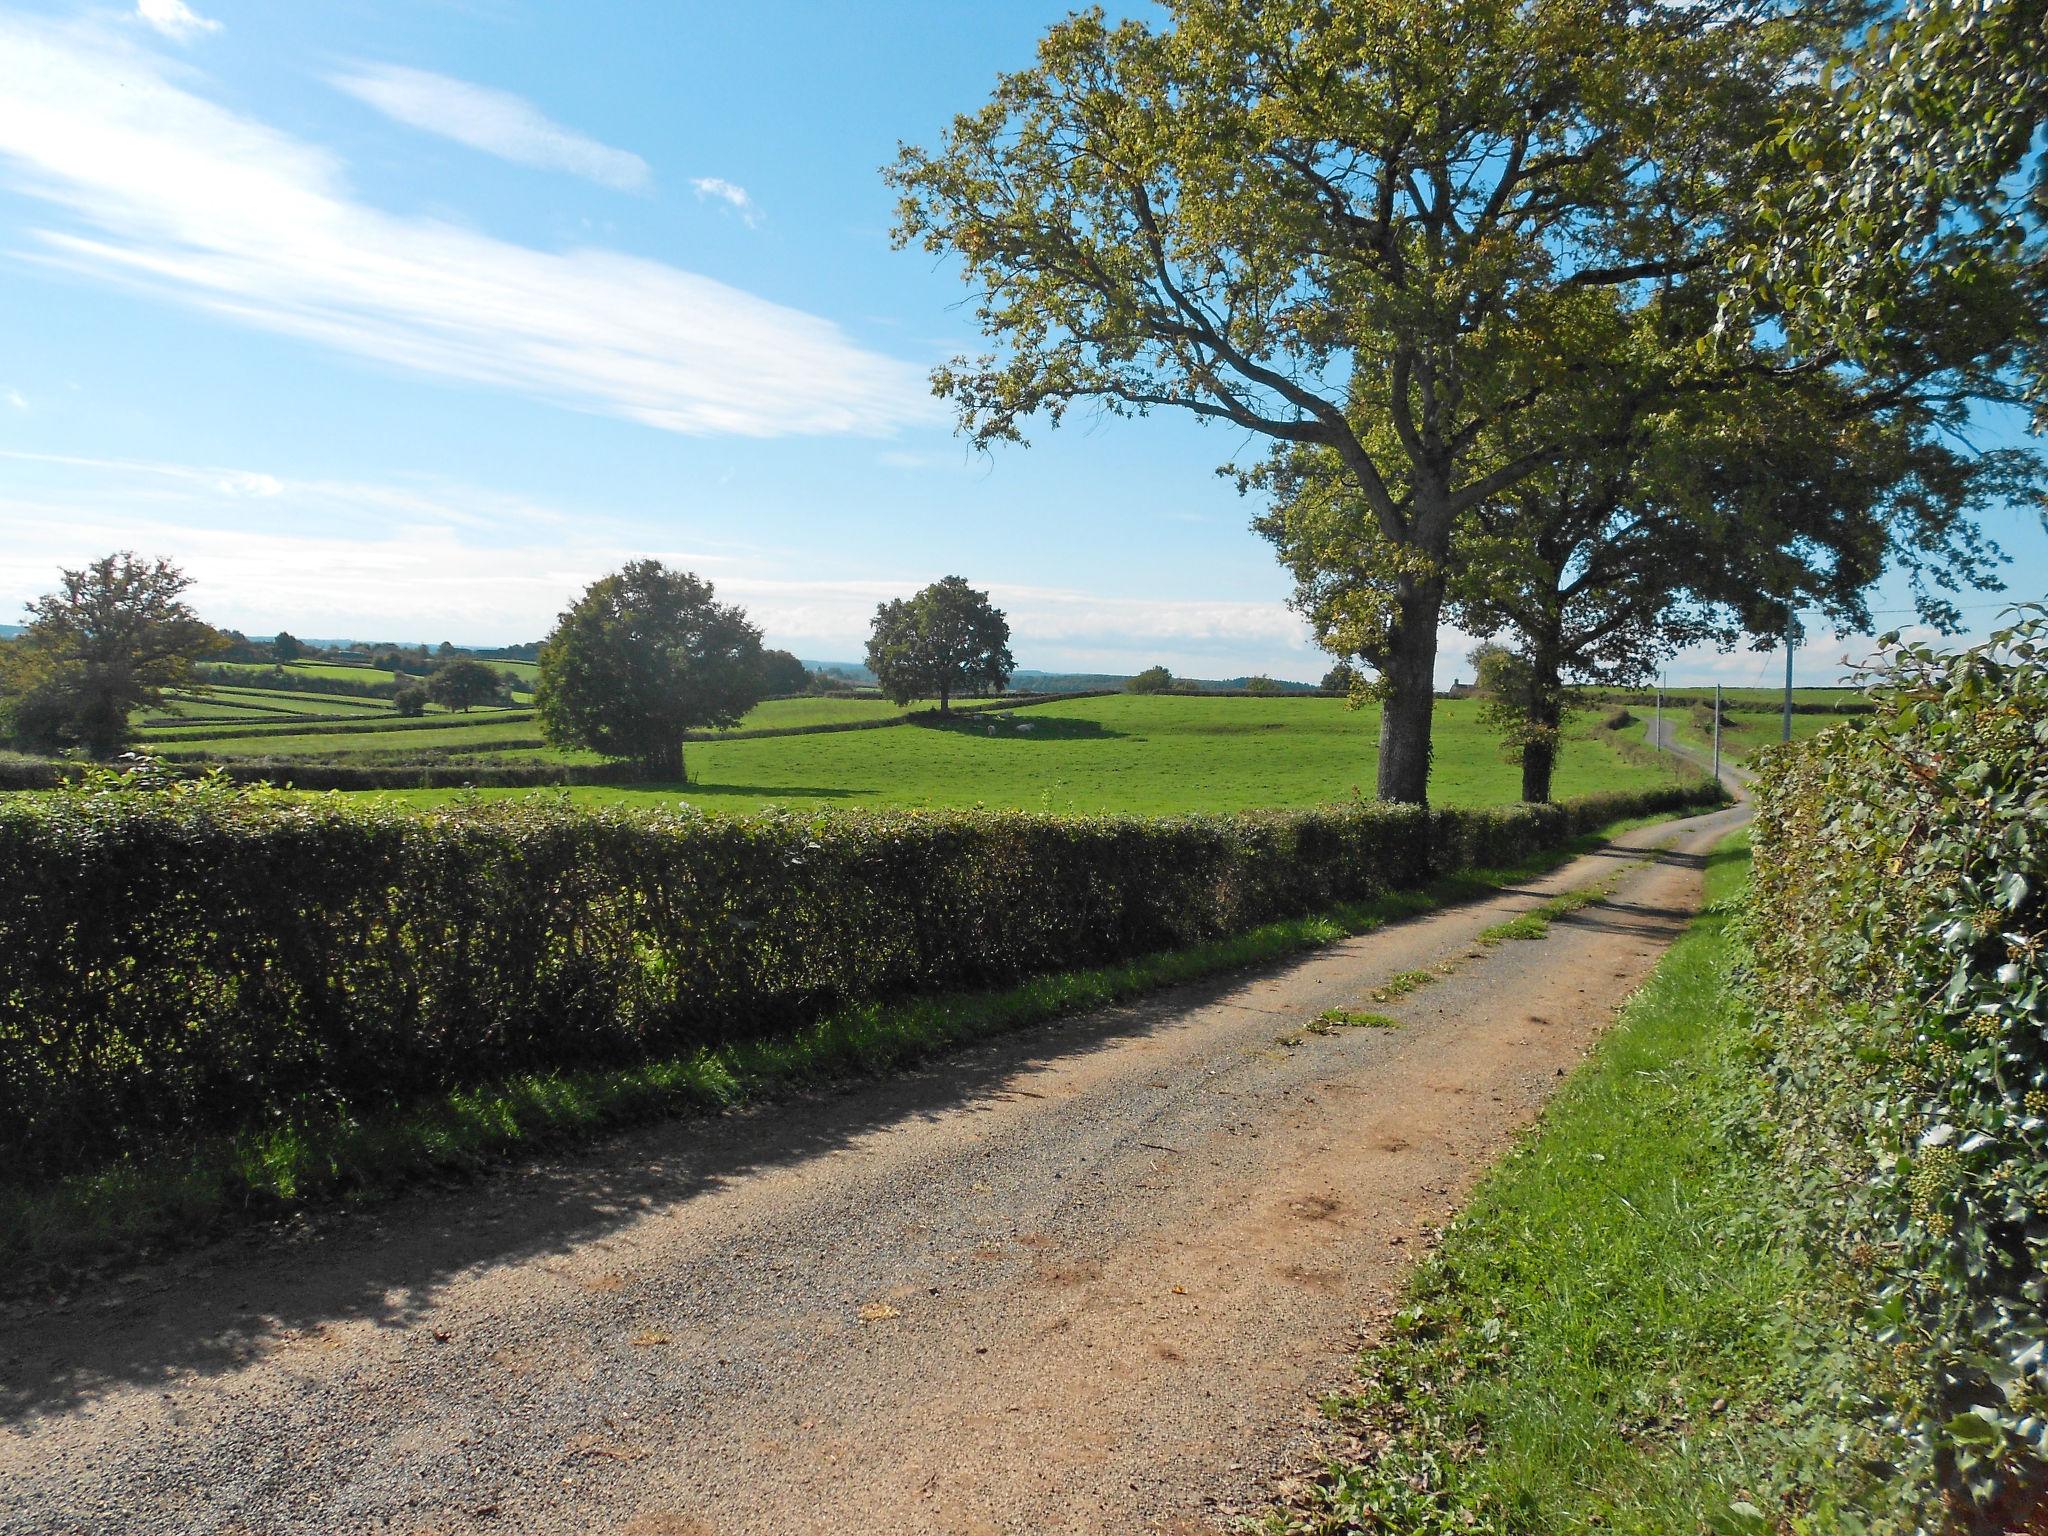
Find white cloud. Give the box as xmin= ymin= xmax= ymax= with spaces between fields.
xmin=0 ymin=451 xmax=1324 ymax=667
xmin=691 ymin=177 xmax=760 ymax=227
xmin=331 ymin=64 xmax=651 ymax=193
xmin=4 ymin=389 xmax=25 ymax=411
xmin=134 ymin=0 xmax=219 ymax=42
xmin=0 ymin=16 xmax=934 ymax=438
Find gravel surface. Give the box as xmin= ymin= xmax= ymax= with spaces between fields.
xmin=0 ymin=799 xmax=1747 ymax=1536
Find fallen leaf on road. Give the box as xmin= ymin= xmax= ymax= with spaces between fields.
xmin=858 ymin=1303 xmax=901 ymax=1322
xmin=631 ymin=1331 xmax=671 ymax=1348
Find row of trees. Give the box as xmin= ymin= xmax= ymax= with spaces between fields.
xmin=889 ymin=0 xmax=2046 ymax=801
xmin=531 ymin=566 xmax=1014 ymax=778
xmin=0 ymin=554 xmax=1018 ymax=773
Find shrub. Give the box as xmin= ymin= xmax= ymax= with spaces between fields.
xmin=392 ymin=684 xmax=428 ymax=717
xmin=1745 ymin=608 xmax=2048 ymax=1525
xmin=0 ymin=777 xmax=1721 ymax=1182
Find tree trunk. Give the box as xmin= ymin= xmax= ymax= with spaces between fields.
xmin=644 ymin=740 xmax=685 ymax=781
xmin=1375 ymin=576 xmax=1444 ymax=805
xmin=938 ymin=681 xmax=951 ymax=715
xmin=1521 ymin=656 xmax=1564 ymax=804
xmin=1520 ymin=731 xmax=1557 ymax=803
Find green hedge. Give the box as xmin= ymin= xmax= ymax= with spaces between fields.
xmin=1745 ymin=609 xmax=2048 ymax=1525
xmin=0 ymin=777 xmax=1721 ymax=1181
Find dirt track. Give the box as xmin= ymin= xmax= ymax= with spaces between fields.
xmin=0 ymin=793 xmax=1746 ymax=1536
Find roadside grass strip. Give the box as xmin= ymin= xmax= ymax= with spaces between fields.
xmin=1476 ymin=870 xmax=1629 ymax=946
xmin=1316 ymin=1009 xmax=1403 ymax=1030
xmin=3 ymin=813 xmax=1695 ymax=1280
xmin=1258 ymin=832 xmax=1880 ymax=1535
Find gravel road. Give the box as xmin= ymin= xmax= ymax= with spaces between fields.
xmin=0 ymin=796 xmax=1746 ymax=1536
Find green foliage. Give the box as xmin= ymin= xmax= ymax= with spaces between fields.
xmin=0 ymin=778 xmax=1721 ymax=1186
xmin=533 ymin=560 xmax=767 ymax=777
xmin=1746 ymin=608 xmax=2048 ymax=1524
xmin=864 ymin=575 xmax=1014 ymax=712
xmin=271 ymin=630 xmax=303 ymax=663
xmin=1748 ymin=0 xmax=2046 ymax=431
xmin=392 ymin=684 xmax=427 ymax=717
xmin=1127 ymin=665 xmax=1174 ymax=695
xmin=2 ymin=553 xmax=220 ymax=758
xmin=424 ymin=657 xmax=505 ymax=713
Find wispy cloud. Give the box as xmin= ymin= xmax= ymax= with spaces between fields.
xmin=0 ymin=15 xmax=934 ymax=438
xmin=331 ymin=63 xmax=652 ymax=193
xmin=691 ymin=176 xmax=760 ymax=227
xmin=3 ymin=388 xmax=25 ymax=411
xmin=134 ymin=0 xmax=219 ymax=42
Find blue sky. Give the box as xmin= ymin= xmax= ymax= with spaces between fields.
xmin=0 ymin=0 xmax=2040 ymax=686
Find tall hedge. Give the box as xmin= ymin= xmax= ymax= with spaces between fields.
xmin=1746 ymin=609 xmax=2048 ymax=1526
xmin=0 ymin=776 xmax=1720 ymax=1183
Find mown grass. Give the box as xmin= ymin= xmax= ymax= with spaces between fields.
xmin=375 ymin=695 xmax=1700 ymax=815
xmin=1261 ymin=832 xmax=1876 ymax=1535
xmin=1673 ymin=705 xmax=1852 ymax=766
xmin=0 ymin=810 xmax=1694 ymax=1281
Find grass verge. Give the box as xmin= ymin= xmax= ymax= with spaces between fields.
xmin=3 ymin=808 xmax=1702 ymax=1285
xmin=1259 ymin=831 xmax=1882 ymax=1535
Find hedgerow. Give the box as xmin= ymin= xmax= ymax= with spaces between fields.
xmin=0 ymin=773 xmax=1719 ymax=1182
xmin=1746 ymin=608 xmax=2048 ymax=1529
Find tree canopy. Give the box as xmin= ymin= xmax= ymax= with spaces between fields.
xmin=534 ymin=561 xmax=767 ymax=779
xmin=890 ymin=0 xmax=1845 ymax=801
xmin=1746 ymin=0 xmax=2046 ymax=430
xmin=0 ymin=553 xmax=218 ymax=758
xmin=757 ymin=648 xmax=810 ymax=697
xmin=865 ymin=576 xmax=1014 ymax=713
xmin=1126 ymin=665 xmax=1174 ymax=694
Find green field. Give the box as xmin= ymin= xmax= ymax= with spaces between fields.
xmin=351 ymin=694 xmax=1702 ymax=814
xmin=1586 ymin=683 xmax=1866 ymax=707
xmin=1674 ymin=705 xmax=1853 ymax=764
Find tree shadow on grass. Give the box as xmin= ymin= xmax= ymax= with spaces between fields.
xmin=917 ymin=713 xmax=1125 ymax=741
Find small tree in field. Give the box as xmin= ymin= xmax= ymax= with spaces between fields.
xmin=392 ymin=684 xmax=428 ymax=717
xmin=1127 ymin=665 xmax=1173 ymax=694
xmin=425 ymin=659 xmax=502 ymax=713
xmin=1 ymin=552 xmax=218 ymax=757
xmin=535 ymin=561 xmax=766 ymax=779
xmin=1321 ymin=662 xmax=1360 ymax=696
xmin=865 ymin=576 xmax=1013 ymax=714
xmin=272 ymin=630 xmax=304 ymax=663
xmin=757 ymin=648 xmax=810 ymax=697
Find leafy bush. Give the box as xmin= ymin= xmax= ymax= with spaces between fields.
xmin=0 ymin=777 xmax=1720 ymax=1182
xmin=1746 ymin=608 xmax=2048 ymax=1526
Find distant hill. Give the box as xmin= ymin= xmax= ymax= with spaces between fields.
xmin=0 ymin=623 xmax=20 ymax=639
xmin=798 ymin=661 xmax=1320 ymax=694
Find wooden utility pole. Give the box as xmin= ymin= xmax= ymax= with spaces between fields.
xmin=1782 ymin=626 xmax=1795 ymax=743
xmin=1713 ymin=682 xmax=1722 ymax=782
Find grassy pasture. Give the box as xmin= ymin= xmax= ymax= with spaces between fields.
xmin=1675 ymin=704 xmax=1852 ymax=764
xmin=368 ymin=694 xmax=1701 ymax=814
xmin=1584 ymin=683 xmax=1865 ymax=707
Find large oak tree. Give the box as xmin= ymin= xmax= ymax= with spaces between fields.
xmin=890 ymin=0 xmax=1843 ymax=801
